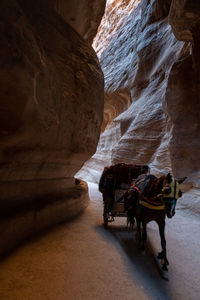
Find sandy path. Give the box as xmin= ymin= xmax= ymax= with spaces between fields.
xmin=0 ymin=183 xmax=200 ymax=300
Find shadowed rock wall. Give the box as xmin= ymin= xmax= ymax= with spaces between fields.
xmin=54 ymin=0 xmax=106 ymax=44
xmin=0 ymin=0 xmax=104 ymax=255
xmin=167 ymin=0 xmax=200 ymax=183
xmin=77 ymin=0 xmax=200 ymax=193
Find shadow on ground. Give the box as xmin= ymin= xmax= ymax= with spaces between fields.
xmin=96 ymin=222 xmax=175 ymax=300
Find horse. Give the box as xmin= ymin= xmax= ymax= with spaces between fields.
xmin=124 ymin=173 xmax=184 ymax=270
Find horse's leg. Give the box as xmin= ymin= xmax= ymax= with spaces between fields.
xmin=126 ymin=211 xmax=130 ymax=230
xmin=127 ymin=209 xmax=135 ymax=230
xmin=135 ymin=218 xmax=142 ymax=242
xmin=158 ymin=220 xmax=169 ymax=270
xmin=135 ymin=206 xmax=143 ymax=245
xmin=140 ymin=221 xmax=147 ymax=250
xmin=136 ymin=218 xmax=147 ymax=253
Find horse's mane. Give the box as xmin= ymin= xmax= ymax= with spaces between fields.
xmin=134 ymin=174 xmax=166 ymax=198
xmin=133 ymin=174 xmax=156 ymax=196
xmin=153 ymin=175 xmax=166 ymax=195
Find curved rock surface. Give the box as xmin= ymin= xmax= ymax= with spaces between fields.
xmin=77 ymin=0 xmax=200 ymax=195
xmin=1 ymin=0 xmax=200 ymax=255
xmin=54 ymin=0 xmax=106 ymax=44
xmin=169 ymin=0 xmax=200 ymax=41
xmin=0 ymin=0 xmax=104 ymax=254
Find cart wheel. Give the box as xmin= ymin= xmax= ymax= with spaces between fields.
xmin=103 ymin=213 xmax=109 ymax=228
xmin=103 ymin=202 xmax=109 ymax=228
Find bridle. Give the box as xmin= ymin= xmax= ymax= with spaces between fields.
xmin=162 ymin=177 xmax=178 ymax=218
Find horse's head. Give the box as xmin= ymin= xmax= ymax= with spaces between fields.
xmin=161 ymin=173 xmax=182 ymax=218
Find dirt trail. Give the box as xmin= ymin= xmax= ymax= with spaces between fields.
xmin=0 ymin=183 xmax=200 ymax=300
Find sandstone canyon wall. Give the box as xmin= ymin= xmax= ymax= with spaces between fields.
xmin=77 ymin=0 xmax=200 ymax=204
xmin=54 ymin=0 xmax=106 ymax=44
xmin=0 ymin=0 xmax=105 ymax=255
xmin=1 ymin=0 xmax=200 ymax=256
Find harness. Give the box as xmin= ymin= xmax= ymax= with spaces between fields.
xmin=162 ymin=178 xmax=179 ymax=200
xmin=139 ymin=199 xmax=165 ymax=210
xmin=131 ymin=185 xmax=165 ymax=210
xmin=127 ymin=175 xmax=180 ymax=211
xmin=162 ymin=178 xmax=179 ymax=209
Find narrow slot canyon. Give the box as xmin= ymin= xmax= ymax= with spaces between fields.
xmin=0 ymin=0 xmax=200 ymax=299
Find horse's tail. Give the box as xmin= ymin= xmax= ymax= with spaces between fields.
xmin=127 ymin=208 xmax=135 ymax=230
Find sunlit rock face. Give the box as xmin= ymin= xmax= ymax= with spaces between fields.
xmin=0 ymin=0 xmax=104 ymax=253
xmin=77 ymin=0 xmax=200 ymax=190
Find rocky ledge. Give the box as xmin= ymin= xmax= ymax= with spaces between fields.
xmin=0 ymin=179 xmax=89 ymax=257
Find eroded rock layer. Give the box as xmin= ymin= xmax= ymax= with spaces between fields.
xmin=77 ymin=0 xmax=200 ymax=192
xmin=54 ymin=0 xmax=106 ymax=44
xmin=0 ymin=0 xmax=104 ymax=254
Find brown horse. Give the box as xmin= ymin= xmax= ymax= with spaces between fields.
xmin=124 ymin=173 xmax=183 ymax=271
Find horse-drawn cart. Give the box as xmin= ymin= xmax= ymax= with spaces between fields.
xmin=99 ymin=163 xmax=150 ymax=227
xmin=99 ymin=163 xmax=185 ymax=276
